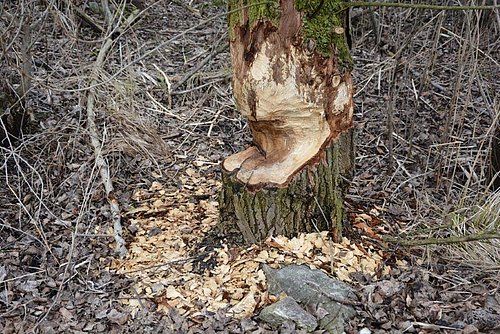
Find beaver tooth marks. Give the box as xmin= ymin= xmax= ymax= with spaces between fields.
xmin=225 ymin=36 xmax=352 ymax=189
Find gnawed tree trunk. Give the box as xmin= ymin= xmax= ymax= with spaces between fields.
xmin=220 ymin=0 xmax=354 ymax=243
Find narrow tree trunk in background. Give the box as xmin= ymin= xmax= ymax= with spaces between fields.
xmin=491 ymin=125 xmax=500 ymax=190
xmin=220 ymin=0 xmax=354 ymax=243
xmin=0 ymin=80 xmax=22 ymax=147
xmin=0 ymin=17 xmax=31 ymax=147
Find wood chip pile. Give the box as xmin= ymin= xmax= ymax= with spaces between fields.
xmin=111 ymin=169 xmax=399 ymax=321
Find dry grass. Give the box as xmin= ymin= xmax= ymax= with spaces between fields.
xmin=348 ymin=1 xmax=499 ymax=279
xmin=441 ymin=190 xmax=500 ymax=274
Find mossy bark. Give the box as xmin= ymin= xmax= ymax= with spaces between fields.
xmin=220 ymin=129 xmax=354 ymax=243
xmin=221 ymin=0 xmax=353 ymax=243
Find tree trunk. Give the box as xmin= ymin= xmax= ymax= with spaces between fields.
xmin=220 ymin=0 xmax=354 ymax=243
xmin=0 ymin=17 xmax=31 ymax=147
xmin=0 ymin=80 xmax=22 ymax=147
xmin=491 ymin=125 xmax=500 ymax=190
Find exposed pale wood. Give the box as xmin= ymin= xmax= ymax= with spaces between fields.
xmin=224 ymin=1 xmax=353 ymax=189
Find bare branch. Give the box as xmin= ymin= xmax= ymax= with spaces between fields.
xmin=384 ymin=232 xmax=500 ymax=246
xmin=85 ymin=8 xmax=142 ymax=258
xmin=348 ymin=2 xmax=500 ymax=11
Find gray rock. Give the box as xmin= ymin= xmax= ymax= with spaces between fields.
xmin=259 ymin=296 xmax=318 ymax=331
xmin=263 ymin=264 xmax=357 ymax=333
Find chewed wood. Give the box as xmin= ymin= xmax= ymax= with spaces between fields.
xmin=224 ymin=0 xmax=353 ymax=189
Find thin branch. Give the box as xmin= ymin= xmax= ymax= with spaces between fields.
xmin=74 ymin=4 xmax=105 ymax=34
xmin=43 ymin=1 xmax=274 ymax=93
xmin=0 ymin=221 xmax=43 ymax=246
xmin=347 ymin=2 xmax=500 ymax=11
xmin=383 ymin=232 xmax=500 ymax=246
xmin=101 ymin=0 xmax=113 ymax=27
xmin=54 ymin=0 xmax=105 ymax=34
xmin=85 ymin=6 xmax=142 ymax=258
xmin=171 ymin=34 xmax=228 ymax=92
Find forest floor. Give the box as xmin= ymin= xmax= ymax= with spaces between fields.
xmin=1 ymin=1 xmax=499 ymax=333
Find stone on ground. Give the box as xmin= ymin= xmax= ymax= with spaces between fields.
xmin=262 ymin=264 xmax=356 ymax=333
xmin=258 ymin=296 xmax=318 ymax=331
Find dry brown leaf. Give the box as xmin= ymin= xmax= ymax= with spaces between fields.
xmin=59 ymin=307 xmax=73 ymax=320
xmin=354 ymin=221 xmax=380 ymax=239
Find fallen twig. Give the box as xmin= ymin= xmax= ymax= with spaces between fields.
xmin=383 ymin=232 xmax=500 ymax=246
xmin=74 ymin=4 xmax=105 ymax=34
xmin=412 ymin=321 xmax=462 ymax=331
xmin=86 ymin=5 xmax=141 ymax=258
xmin=171 ymin=34 xmax=228 ymax=92
xmin=54 ymin=0 xmax=105 ymax=34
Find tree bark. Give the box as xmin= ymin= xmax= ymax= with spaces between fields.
xmin=1 ymin=16 xmax=32 ymax=147
xmin=490 ymin=125 xmax=500 ymax=190
xmin=220 ymin=0 xmax=354 ymax=243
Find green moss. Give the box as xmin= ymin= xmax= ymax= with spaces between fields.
xmin=295 ymin=0 xmax=351 ymax=65
xmin=332 ymin=191 xmax=343 ymax=239
xmin=227 ymin=0 xmax=351 ymax=67
xmin=228 ymin=0 xmax=280 ymax=39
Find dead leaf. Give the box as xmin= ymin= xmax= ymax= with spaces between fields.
xmin=354 ymin=221 xmax=380 ymax=239
xmin=264 ymin=237 xmax=285 ymax=249
xmin=59 ymin=307 xmax=73 ymax=320
xmin=107 ymin=309 xmax=129 ymax=325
